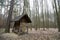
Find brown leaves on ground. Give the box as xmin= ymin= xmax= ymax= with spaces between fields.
xmin=0 ymin=28 xmax=60 ymax=40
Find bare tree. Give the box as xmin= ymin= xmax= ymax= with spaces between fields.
xmin=54 ymin=0 xmax=60 ymax=32
xmin=5 ymin=0 xmax=14 ymax=33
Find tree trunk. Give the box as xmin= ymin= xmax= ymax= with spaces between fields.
xmin=54 ymin=0 xmax=60 ymax=32
xmin=5 ymin=0 xmax=14 ymax=33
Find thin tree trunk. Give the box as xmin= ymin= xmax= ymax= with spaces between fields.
xmin=41 ymin=0 xmax=45 ymax=30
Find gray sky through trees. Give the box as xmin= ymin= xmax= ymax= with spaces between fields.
xmin=1 ymin=0 xmax=59 ymax=15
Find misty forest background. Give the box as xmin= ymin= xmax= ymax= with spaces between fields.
xmin=0 ymin=0 xmax=60 ymax=32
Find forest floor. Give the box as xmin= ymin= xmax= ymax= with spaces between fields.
xmin=0 ymin=28 xmax=60 ymax=40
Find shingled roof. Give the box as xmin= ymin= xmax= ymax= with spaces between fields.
xmin=12 ymin=14 xmax=31 ymax=23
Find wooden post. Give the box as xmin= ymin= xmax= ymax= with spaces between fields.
xmin=26 ymin=26 xmax=28 ymax=34
xmin=18 ymin=23 xmax=21 ymax=35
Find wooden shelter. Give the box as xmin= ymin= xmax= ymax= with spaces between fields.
xmin=12 ymin=14 xmax=31 ymax=34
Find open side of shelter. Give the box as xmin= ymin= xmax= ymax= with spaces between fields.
xmin=12 ymin=14 xmax=32 ymax=34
